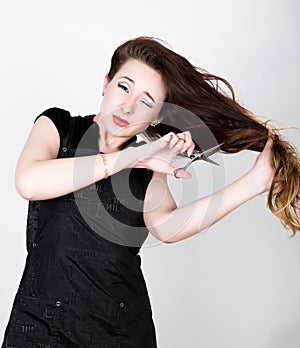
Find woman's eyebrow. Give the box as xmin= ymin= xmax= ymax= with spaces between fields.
xmin=120 ymin=75 xmax=156 ymax=103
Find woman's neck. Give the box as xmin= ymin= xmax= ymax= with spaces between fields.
xmin=93 ymin=114 xmax=128 ymax=153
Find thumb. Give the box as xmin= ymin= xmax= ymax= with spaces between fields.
xmin=173 ymin=168 xmax=192 ymax=179
xmin=264 ymin=134 xmax=274 ymax=151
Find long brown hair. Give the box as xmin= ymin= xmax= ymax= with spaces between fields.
xmin=107 ymin=36 xmax=300 ymax=236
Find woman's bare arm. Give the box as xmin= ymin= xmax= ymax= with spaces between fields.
xmin=143 ymin=136 xmax=275 ymax=243
xmin=143 ymin=170 xmax=261 ymax=243
xmin=15 ymin=116 xmax=137 ymax=201
xmin=16 ymin=118 xmax=196 ymax=201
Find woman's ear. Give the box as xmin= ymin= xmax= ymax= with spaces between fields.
xmin=102 ymin=73 xmax=110 ymax=95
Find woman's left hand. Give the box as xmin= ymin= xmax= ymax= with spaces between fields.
xmin=249 ymin=131 xmax=276 ymax=194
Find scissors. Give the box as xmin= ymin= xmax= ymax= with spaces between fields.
xmin=173 ymin=142 xmax=224 ymax=178
xmin=135 ymin=133 xmax=224 ymax=178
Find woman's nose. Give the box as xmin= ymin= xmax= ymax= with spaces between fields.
xmin=122 ymin=101 xmax=136 ymax=115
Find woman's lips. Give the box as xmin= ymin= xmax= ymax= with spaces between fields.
xmin=112 ymin=114 xmax=129 ymax=127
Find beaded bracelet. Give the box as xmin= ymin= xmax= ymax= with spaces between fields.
xmin=99 ymin=153 xmax=109 ymax=179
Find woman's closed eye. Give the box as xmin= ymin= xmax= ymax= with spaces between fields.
xmin=141 ymin=100 xmax=153 ymax=108
xmin=118 ymin=82 xmax=153 ymax=108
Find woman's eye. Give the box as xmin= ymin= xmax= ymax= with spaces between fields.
xmin=141 ymin=100 xmax=153 ymax=108
xmin=118 ymin=83 xmax=129 ymax=93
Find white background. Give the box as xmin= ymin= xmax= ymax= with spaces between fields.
xmin=1 ymin=1 xmax=300 ymax=347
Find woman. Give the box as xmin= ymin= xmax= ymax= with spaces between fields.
xmin=1 ymin=36 xmax=299 ymax=347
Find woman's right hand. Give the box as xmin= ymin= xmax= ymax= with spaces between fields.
xmin=248 ymin=131 xmax=276 ymax=194
xmin=132 ymin=131 xmax=195 ymax=178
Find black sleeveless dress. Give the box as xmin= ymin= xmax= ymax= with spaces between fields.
xmin=1 ymin=107 xmax=157 ymax=348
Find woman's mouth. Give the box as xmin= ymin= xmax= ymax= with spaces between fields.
xmin=112 ymin=115 xmax=129 ymax=127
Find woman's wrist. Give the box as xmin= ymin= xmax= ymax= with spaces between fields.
xmin=244 ymin=169 xmax=270 ymax=195
xmin=122 ymin=147 xmax=147 ymax=169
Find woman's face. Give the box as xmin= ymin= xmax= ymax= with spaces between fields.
xmin=98 ymin=59 xmax=167 ymax=139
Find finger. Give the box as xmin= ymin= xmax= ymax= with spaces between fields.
xmin=265 ymin=135 xmax=274 ymax=150
xmin=187 ymin=143 xmax=195 ymax=157
xmin=180 ymin=135 xmax=194 ymax=155
xmin=177 ymin=130 xmax=191 ymax=140
xmin=174 ymin=140 xmax=187 ymax=155
xmin=161 ymin=132 xmax=175 ymax=140
xmin=184 ymin=130 xmax=192 ymax=138
xmin=174 ymin=132 xmax=191 ymax=153
xmin=161 ymin=133 xmax=185 ymax=158
xmin=180 ymin=136 xmax=195 ymax=156
xmin=173 ymin=169 xmax=192 ymax=179
xmin=179 ymin=131 xmax=192 ymax=142
xmin=161 ymin=132 xmax=176 ymax=145
xmin=161 ymin=132 xmax=193 ymax=156
xmin=268 ymin=129 xmax=275 ymax=138
xmin=169 ymin=133 xmax=185 ymax=150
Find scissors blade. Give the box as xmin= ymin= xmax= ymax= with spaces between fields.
xmin=190 ymin=142 xmax=224 ymax=162
xmin=201 ymin=156 xmax=220 ymax=166
xmin=138 ymin=133 xmax=224 ymax=166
